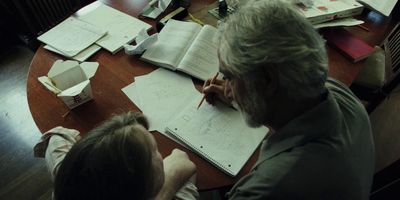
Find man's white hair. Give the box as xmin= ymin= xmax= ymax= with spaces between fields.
xmin=219 ymin=0 xmax=328 ymax=101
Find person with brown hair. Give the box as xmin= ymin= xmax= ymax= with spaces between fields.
xmin=34 ymin=112 xmax=198 ymax=200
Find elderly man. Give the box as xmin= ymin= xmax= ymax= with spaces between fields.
xmin=203 ymin=0 xmax=374 ymax=199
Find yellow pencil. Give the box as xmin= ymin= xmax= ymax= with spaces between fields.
xmin=197 ymin=72 xmax=219 ymax=109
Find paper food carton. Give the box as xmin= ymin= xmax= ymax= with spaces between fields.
xmin=38 ymin=60 xmax=99 ymax=109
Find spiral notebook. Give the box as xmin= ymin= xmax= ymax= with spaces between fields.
xmin=165 ymin=95 xmax=269 ymax=176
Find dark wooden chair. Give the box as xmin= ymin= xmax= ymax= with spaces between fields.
xmin=0 ymin=0 xmax=94 ymax=50
xmin=351 ymin=23 xmax=400 ymax=113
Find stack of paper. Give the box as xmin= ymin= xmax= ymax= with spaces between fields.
xmin=122 ymin=68 xmax=269 ymax=176
xmin=38 ymin=2 xmax=152 ymax=61
xmin=78 ymin=2 xmax=152 ymax=54
xmin=38 ymin=17 xmax=106 ymax=60
xmin=122 ymin=68 xmax=200 ymax=133
xmin=297 ymin=0 xmax=364 ymax=25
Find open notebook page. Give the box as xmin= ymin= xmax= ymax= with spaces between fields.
xmin=141 ymin=20 xmax=202 ymax=70
xmin=178 ymin=25 xmax=219 ymax=81
xmin=166 ymin=94 xmax=269 ymax=176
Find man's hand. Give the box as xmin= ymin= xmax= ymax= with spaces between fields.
xmin=156 ymin=149 xmax=196 ymax=200
xmin=202 ymin=78 xmax=233 ymax=106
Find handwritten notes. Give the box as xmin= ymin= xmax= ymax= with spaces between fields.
xmin=166 ymin=94 xmax=269 ymax=176
xmin=122 ymin=68 xmax=199 ymax=132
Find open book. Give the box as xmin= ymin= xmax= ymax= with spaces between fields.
xmin=141 ymin=19 xmax=219 ymax=81
xmin=165 ymin=94 xmax=269 ymax=176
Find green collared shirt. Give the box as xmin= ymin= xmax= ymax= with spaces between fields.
xmin=227 ymin=79 xmax=374 ymax=200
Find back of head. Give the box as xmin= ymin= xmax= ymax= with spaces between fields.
xmin=218 ymin=0 xmax=328 ymax=101
xmin=54 ymin=112 xmax=156 ymax=200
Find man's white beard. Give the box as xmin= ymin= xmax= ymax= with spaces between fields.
xmin=233 ymin=101 xmax=263 ymax=128
xmin=241 ymin=110 xmax=263 ymax=128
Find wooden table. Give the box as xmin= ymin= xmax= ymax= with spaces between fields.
xmin=27 ymin=0 xmax=394 ymax=191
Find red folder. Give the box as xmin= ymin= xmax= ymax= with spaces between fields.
xmin=322 ymin=28 xmax=375 ymax=63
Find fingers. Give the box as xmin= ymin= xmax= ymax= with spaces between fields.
xmin=203 ymin=84 xmax=225 ymax=94
xmin=202 ymin=78 xmax=225 ymax=92
xmin=163 ymin=149 xmax=196 ymax=185
xmin=171 ymin=148 xmax=189 ymax=158
xmin=203 ymin=84 xmax=224 ymax=105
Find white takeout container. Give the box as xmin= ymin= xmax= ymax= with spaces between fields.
xmin=38 ymin=60 xmax=99 ymax=109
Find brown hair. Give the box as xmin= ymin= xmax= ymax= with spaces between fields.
xmin=54 ymin=112 xmax=157 ymax=200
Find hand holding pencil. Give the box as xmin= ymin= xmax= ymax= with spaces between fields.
xmin=198 ymin=72 xmax=233 ymax=109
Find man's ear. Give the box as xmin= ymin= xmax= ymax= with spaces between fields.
xmin=263 ymin=67 xmax=278 ymax=98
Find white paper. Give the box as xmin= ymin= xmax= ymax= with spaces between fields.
xmin=124 ymin=29 xmax=159 ymax=55
xmin=136 ymin=29 xmax=151 ymax=44
xmin=165 ymin=94 xmax=269 ymax=176
xmin=122 ymin=83 xmax=142 ymax=109
xmin=159 ymin=0 xmax=172 ymax=11
xmin=37 ymin=17 xmax=106 ymax=57
xmin=314 ymin=17 xmax=364 ymax=29
xmin=122 ymin=68 xmax=199 ymax=132
xmin=78 ymin=2 xmax=152 ymax=53
xmin=141 ymin=6 xmax=163 ymax=19
xmin=296 ymin=0 xmax=364 ymax=24
xmin=357 ymin=0 xmax=398 ymax=16
xmin=141 ymin=0 xmax=172 ymax=19
xmin=44 ymin=44 xmax=101 ymax=62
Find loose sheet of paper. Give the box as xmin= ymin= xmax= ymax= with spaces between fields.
xmin=122 ymin=68 xmax=199 ymax=132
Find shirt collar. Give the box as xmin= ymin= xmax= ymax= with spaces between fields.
xmin=254 ymin=90 xmax=342 ymax=167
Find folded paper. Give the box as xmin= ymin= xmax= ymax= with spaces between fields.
xmin=124 ymin=29 xmax=158 ymax=55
